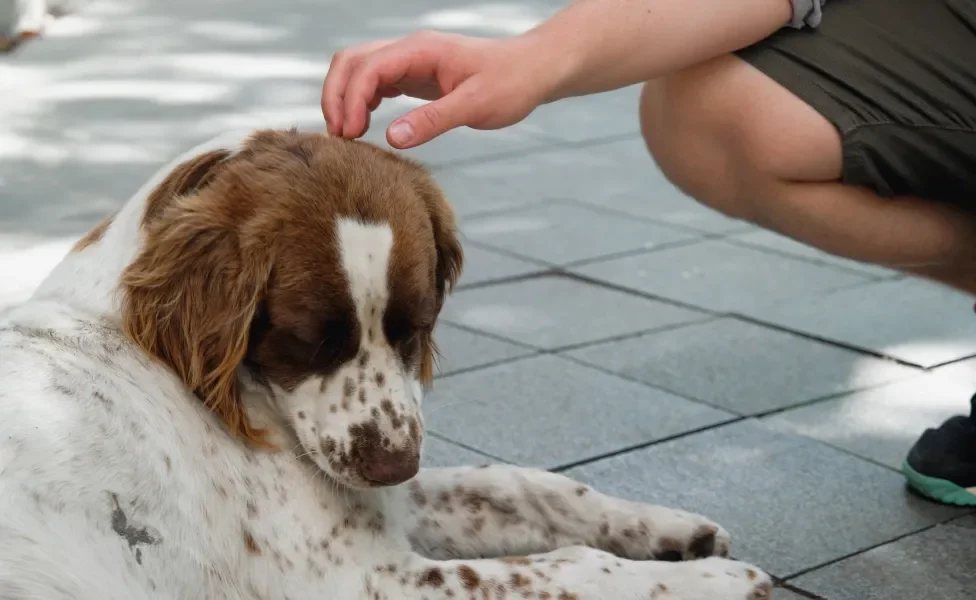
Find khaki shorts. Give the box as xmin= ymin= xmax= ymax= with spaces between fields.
xmin=736 ymin=0 xmax=976 ymax=203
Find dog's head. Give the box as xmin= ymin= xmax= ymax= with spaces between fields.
xmin=118 ymin=129 xmax=462 ymax=488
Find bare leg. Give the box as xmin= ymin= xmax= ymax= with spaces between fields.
xmin=405 ymin=465 xmax=729 ymax=562
xmin=640 ymin=55 xmax=976 ymax=294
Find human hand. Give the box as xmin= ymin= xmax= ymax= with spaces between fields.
xmin=321 ymin=31 xmax=568 ymax=149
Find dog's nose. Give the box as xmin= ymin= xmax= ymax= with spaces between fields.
xmin=358 ymin=447 xmax=420 ymax=485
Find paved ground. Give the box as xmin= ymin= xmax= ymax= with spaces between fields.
xmin=3 ymin=1 xmax=976 ymax=598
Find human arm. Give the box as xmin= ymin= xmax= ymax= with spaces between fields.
xmin=322 ymin=0 xmax=825 ymax=147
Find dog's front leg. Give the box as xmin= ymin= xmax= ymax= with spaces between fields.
xmin=369 ymin=547 xmax=772 ymax=600
xmin=405 ymin=465 xmax=729 ymax=562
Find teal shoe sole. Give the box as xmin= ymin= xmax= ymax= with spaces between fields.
xmin=902 ymin=459 xmax=976 ymax=507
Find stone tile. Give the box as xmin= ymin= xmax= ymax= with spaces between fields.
xmin=432 ymin=323 xmax=536 ymax=378
xmin=434 ymin=138 xmax=743 ymax=233
xmin=456 ymin=243 xmax=549 ymax=288
xmin=741 ymin=278 xmax=976 ymax=368
xmin=461 ymin=201 xmax=698 ymax=267
xmin=441 ymin=275 xmax=707 ymax=350
xmin=0 ymin=234 xmax=75 ymax=313
xmin=520 ymin=85 xmax=643 ymax=142
xmin=425 ymin=354 xmax=735 ymax=469
xmin=573 ymin=240 xmax=869 ymax=313
xmin=930 ymin=357 xmax=976 ymax=385
xmin=566 ymin=318 xmax=919 ymax=416
xmin=791 ymin=517 xmax=976 ymax=600
xmin=421 ymin=436 xmax=496 ymax=469
xmin=772 ymin=590 xmax=810 ymax=600
xmin=570 ymin=139 xmax=749 ymax=234
xmin=565 ymin=420 xmax=965 ymax=577
xmin=765 ymin=374 xmax=970 ymax=469
xmin=728 ymin=229 xmax=901 ymax=280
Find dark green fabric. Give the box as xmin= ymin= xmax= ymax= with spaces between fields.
xmin=737 ymin=0 xmax=976 ymax=203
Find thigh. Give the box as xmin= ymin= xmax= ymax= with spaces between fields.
xmin=736 ymin=0 xmax=976 ymax=203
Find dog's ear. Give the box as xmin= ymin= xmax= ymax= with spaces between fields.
xmin=120 ymin=151 xmax=273 ymax=445
xmin=412 ymin=176 xmax=463 ymax=386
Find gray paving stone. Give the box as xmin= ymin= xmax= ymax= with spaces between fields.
xmin=520 ymin=85 xmax=643 ymax=142
xmin=728 ymin=229 xmax=901 ymax=280
xmin=461 ymin=201 xmax=699 ymax=266
xmin=441 ymin=275 xmax=707 ymax=350
xmin=573 ymin=240 xmax=870 ymax=314
xmin=566 ymin=318 xmax=919 ymax=416
xmin=791 ymin=517 xmax=976 ymax=600
xmin=933 ymin=357 xmax=976 ymax=383
xmin=425 ymin=354 xmax=735 ymax=469
xmin=772 ymin=590 xmax=810 ymax=600
xmin=456 ymin=243 xmax=549 ymax=288
xmin=565 ymin=420 xmax=965 ymax=578
xmin=432 ymin=323 xmax=536 ymax=378
xmin=740 ymin=278 xmax=976 ymax=368
xmin=421 ymin=436 xmax=496 ymax=469
xmin=568 ymin=139 xmax=750 ymax=234
xmin=434 ymin=138 xmax=743 ymax=233
xmin=765 ymin=373 xmax=971 ymax=469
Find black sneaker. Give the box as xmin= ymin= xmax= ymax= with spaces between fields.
xmin=902 ymin=392 xmax=976 ymax=506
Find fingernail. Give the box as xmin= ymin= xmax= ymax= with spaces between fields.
xmin=388 ymin=120 xmax=414 ymax=146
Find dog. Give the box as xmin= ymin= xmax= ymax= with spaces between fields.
xmin=0 ymin=128 xmax=774 ymax=599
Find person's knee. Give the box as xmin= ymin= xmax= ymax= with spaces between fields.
xmin=639 ymin=56 xmax=843 ymax=222
xmin=639 ymin=72 xmax=756 ymax=221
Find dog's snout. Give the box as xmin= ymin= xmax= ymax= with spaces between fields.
xmin=358 ymin=446 xmax=420 ymax=485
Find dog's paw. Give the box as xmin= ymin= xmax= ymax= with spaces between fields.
xmin=655 ymin=557 xmax=774 ymax=600
xmin=596 ymin=500 xmax=731 ymax=561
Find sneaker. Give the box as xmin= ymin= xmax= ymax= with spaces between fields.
xmin=902 ymin=393 xmax=976 ymax=506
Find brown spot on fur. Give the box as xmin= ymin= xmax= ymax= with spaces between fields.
xmin=457 ymin=565 xmax=480 ymax=590
xmin=501 ymin=557 xmax=532 ymax=566
xmin=689 ymin=525 xmax=718 ymax=558
xmin=72 ymin=213 xmax=116 ymax=252
xmin=509 ymin=573 xmax=531 ymax=588
xmin=410 ymin=482 xmax=427 ymax=507
xmin=243 ymin=528 xmax=260 ymax=555
xmin=655 ymin=536 xmax=684 ymax=562
xmin=574 ymin=486 xmax=589 ymax=497
xmin=558 ymin=592 xmax=578 ymax=600
xmin=297 ymin=411 xmax=306 ymax=420
xmin=747 ymin=569 xmax=758 ymax=581
xmin=343 ymin=378 xmax=356 ymax=397
xmin=359 ymin=388 xmax=367 ymax=405
xmin=418 ymin=567 xmax=445 ymax=588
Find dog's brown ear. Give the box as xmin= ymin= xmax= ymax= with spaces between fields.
xmin=120 ymin=152 xmax=272 ymax=445
xmin=414 ymin=177 xmax=463 ymax=312
xmin=142 ymin=150 xmax=232 ymax=224
xmin=412 ymin=176 xmax=463 ymax=386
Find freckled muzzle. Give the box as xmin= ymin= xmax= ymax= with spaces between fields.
xmin=349 ymin=420 xmax=421 ymax=486
xmin=313 ymin=351 xmax=425 ymax=488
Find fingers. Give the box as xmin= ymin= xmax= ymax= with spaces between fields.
xmin=340 ymin=37 xmax=442 ymax=139
xmin=321 ymin=39 xmax=394 ymax=136
xmin=386 ymin=81 xmax=475 ymax=148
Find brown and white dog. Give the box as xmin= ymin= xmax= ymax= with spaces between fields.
xmin=0 ymin=128 xmax=773 ymax=599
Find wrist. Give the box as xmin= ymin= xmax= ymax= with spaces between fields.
xmin=511 ymin=24 xmax=586 ymax=105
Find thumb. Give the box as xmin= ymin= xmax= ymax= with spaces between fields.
xmin=386 ymin=87 xmax=474 ymax=149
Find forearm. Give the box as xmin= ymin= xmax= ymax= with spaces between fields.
xmin=528 ymin=0 xmax=811 ymax=100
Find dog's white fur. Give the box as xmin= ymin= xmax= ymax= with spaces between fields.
xmin=0 ymin=130 xmax=774 ymax=599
